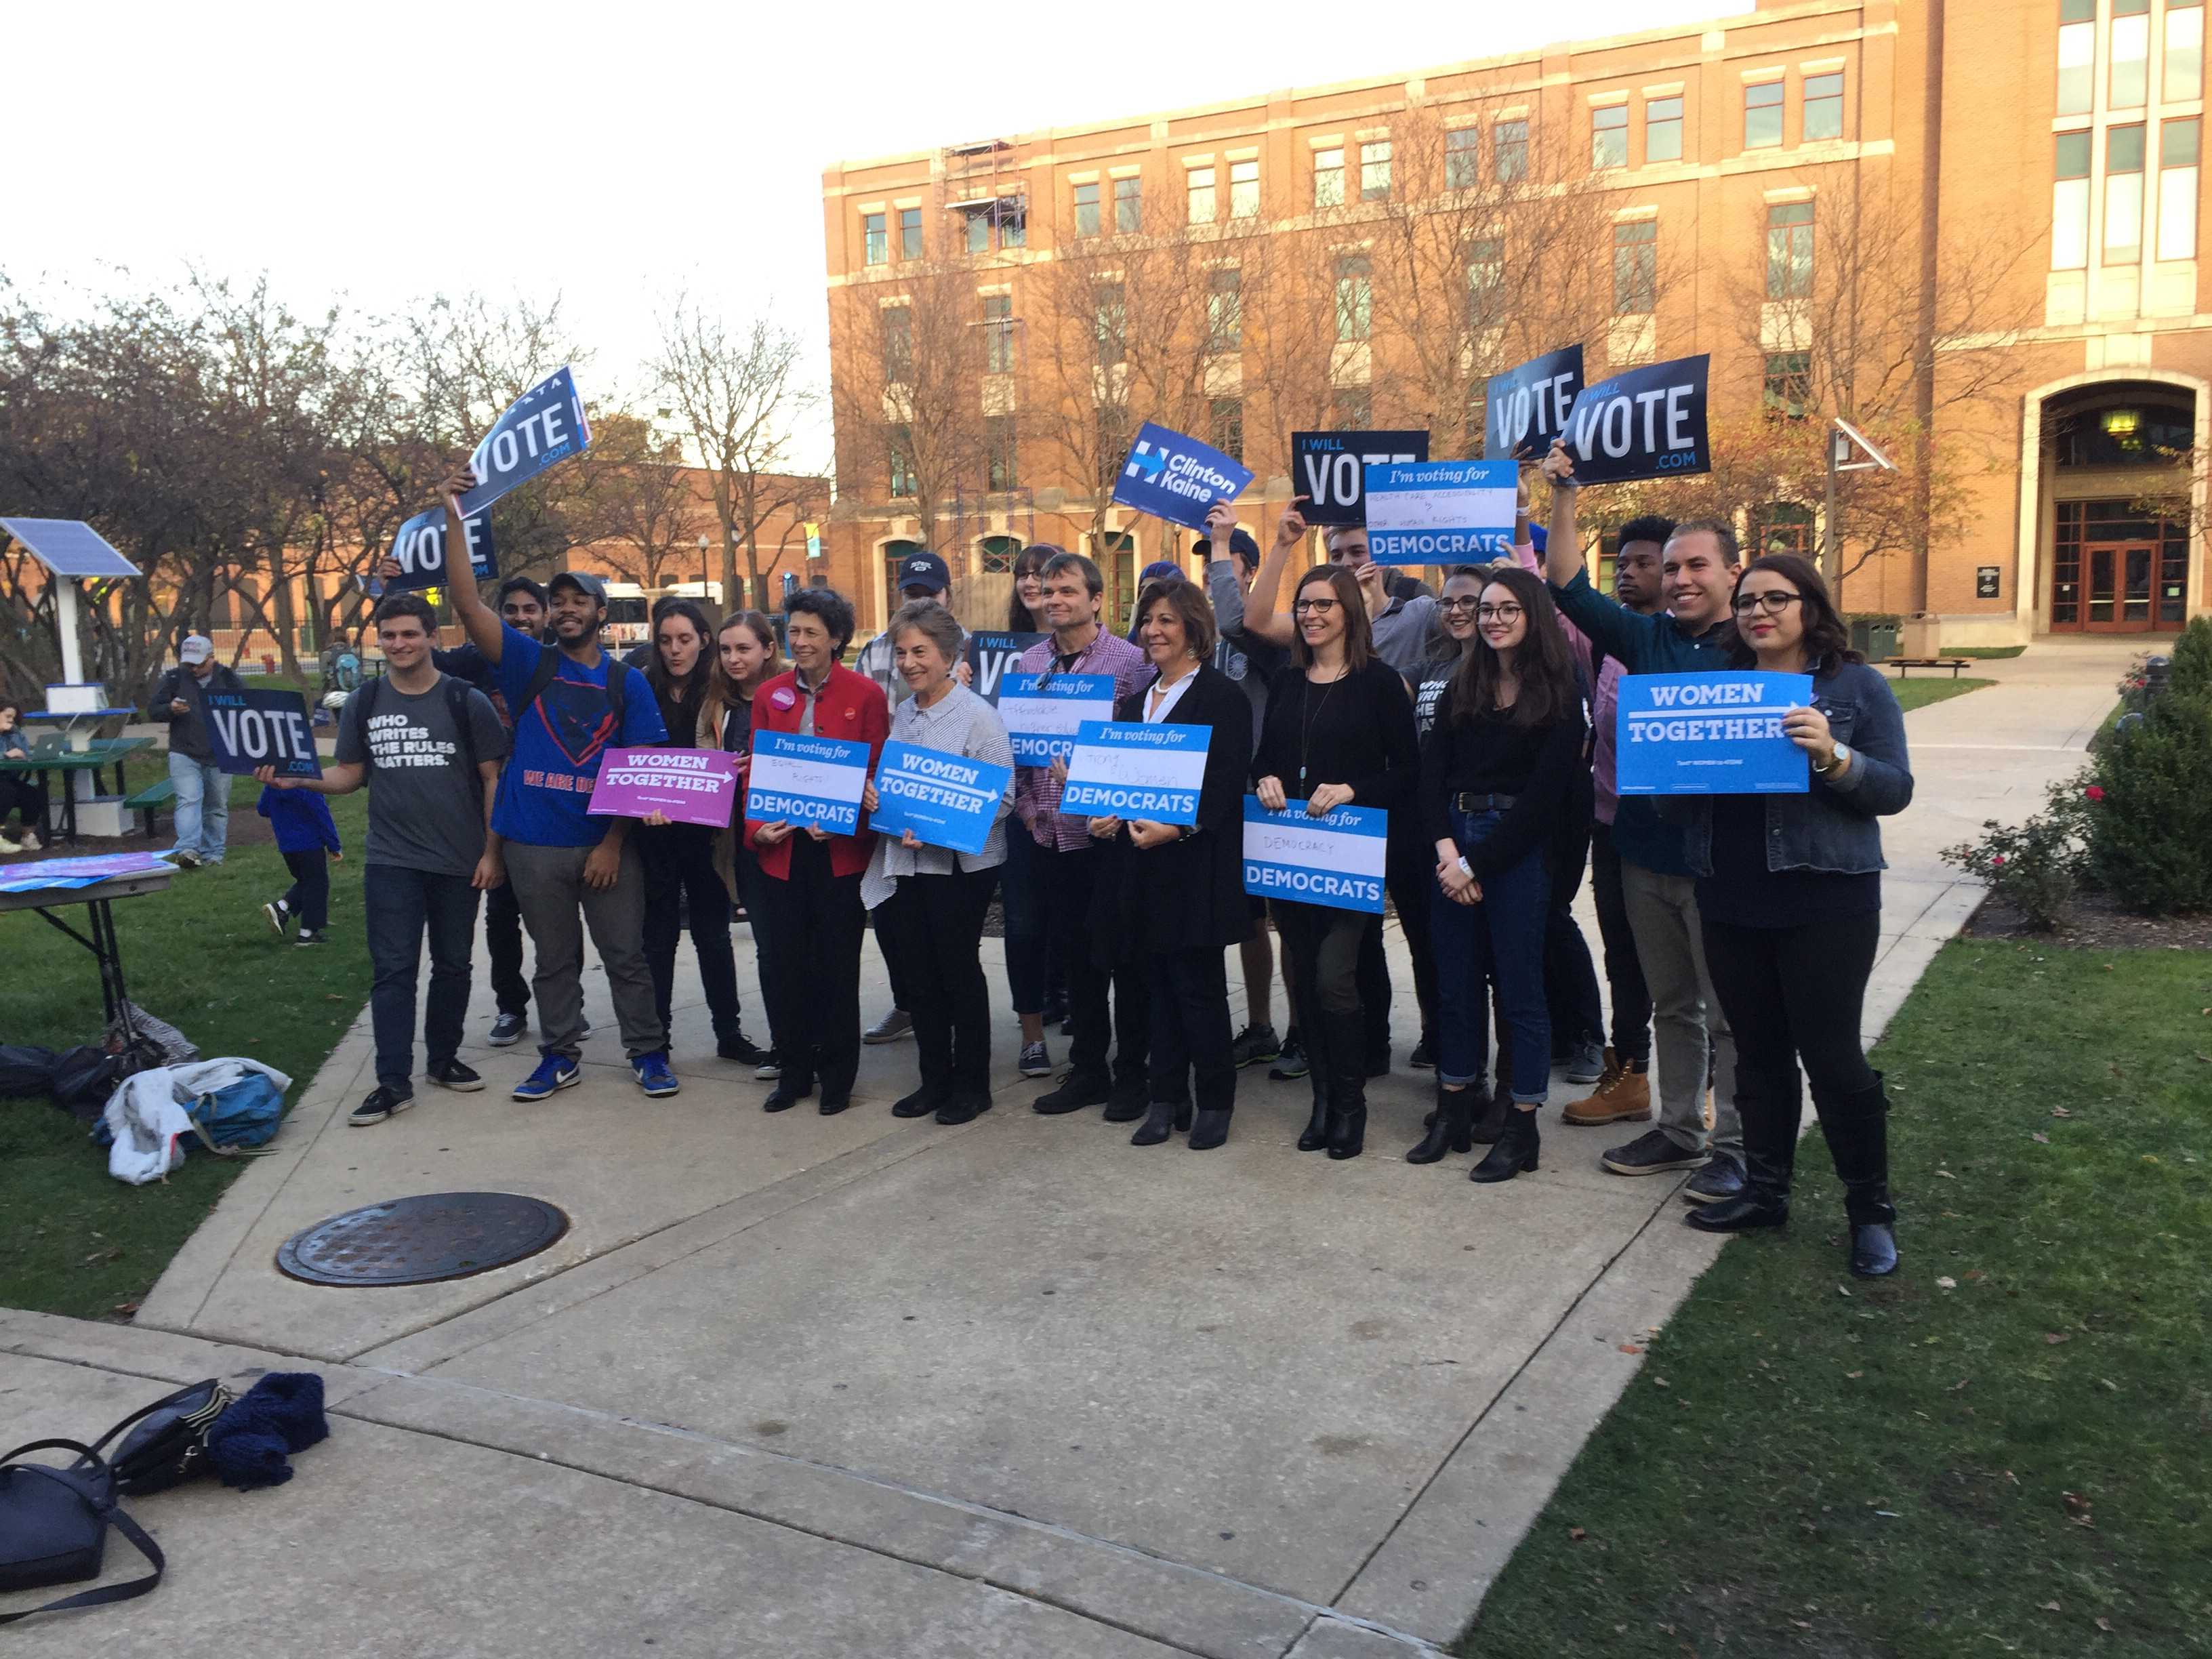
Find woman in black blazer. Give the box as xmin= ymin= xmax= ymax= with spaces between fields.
xmin=1090 ymin=577 xmax=1254 ymax=1150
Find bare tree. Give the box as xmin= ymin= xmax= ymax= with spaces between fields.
xmin=558 ymin=409 xmax=707 ymax=591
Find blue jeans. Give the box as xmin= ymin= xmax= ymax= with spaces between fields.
xmin=167 ymin=753 xmax=229 ymax=863
xmin=364 ymin=863 xmax=481 ymax=1092
xmin=1431 ymin=810 xmax=1552 ymax=1102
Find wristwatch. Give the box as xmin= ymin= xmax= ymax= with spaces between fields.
xmin=1814 ymin=742 xmax=1852 ymax=775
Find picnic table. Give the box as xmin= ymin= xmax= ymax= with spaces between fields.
xmin=0 ymin=735 xmax=158 ymax=844
xmin=0 ymin=853 xmax=176 ymax=1036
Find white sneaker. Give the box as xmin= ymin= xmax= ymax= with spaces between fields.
xmin=0 ymin=834 xmax=21 ymax=855
xmin=16 ymin=830 xmax=38 ymax=851
xmin=262 ymin=898 xmax=291 ymax=937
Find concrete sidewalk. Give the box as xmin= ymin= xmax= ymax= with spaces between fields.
xmin=0 ymin=640 xmax=2132 ymax=1656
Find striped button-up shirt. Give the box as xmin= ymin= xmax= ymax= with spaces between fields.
xmin=1012 ymin=628 xmax=1151 ymax=853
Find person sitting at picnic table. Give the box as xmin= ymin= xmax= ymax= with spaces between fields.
xmin=0 ymin=701 xmax=47 ymax=853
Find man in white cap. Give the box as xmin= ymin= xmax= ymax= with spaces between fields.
xmin=150 ymin=634 xmax=245 ymax=868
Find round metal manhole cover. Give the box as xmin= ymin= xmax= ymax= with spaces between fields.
xmin=276 ymin=1193 xmax=569 ymax=1287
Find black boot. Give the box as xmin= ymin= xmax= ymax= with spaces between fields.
xmin=1686 ymin=1089 xmax=1797 ymax=1232
xmin=1187 ymin=1105 xmax=1231 ymax=1150
xmin=1296 ymin=1015 xmax=1333 ymax=1151
xmin=1470 ymin=1106 xmax=1540 ymax=1183
xmin=1819 ymin=1075 xmax=1900 ymax=1278
xmin=1407 ymin=1083 xmax=1475 ymax=1164
xmin=1322 ymin=1010 xmax=1368 ymax=1161
xmin=1468 ymin=1083 xmax=1511 ymax=1145
xmin=1130 ymin=1097 xmax=1183 ymax=1146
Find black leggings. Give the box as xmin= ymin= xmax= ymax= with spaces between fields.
xmin=1700 ymin=910 xmax=1881 ymax=1121
xmin=638 ymin=821 xmax=743 ymax=1040
xmin=280 ymin=848 xmax=329 ymax=932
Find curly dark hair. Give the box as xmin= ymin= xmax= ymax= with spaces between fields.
xmin=1447 ymin=565 xmax=1581 ymax=729
xmin=785 ymin=586 xmax=857 ymax=654
xmin=1726 ymin=552 xmax=1860 ymax=676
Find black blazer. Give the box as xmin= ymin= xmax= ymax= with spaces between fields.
xmin=1091 ymin=663 xmax=1255 ymax=960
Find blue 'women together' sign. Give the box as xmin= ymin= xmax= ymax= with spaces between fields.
xmin=1614 ymin=672 xmax=1814 ymax=795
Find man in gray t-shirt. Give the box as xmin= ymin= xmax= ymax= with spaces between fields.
xmin=260 ymin=594 xmax=510 ymax=1126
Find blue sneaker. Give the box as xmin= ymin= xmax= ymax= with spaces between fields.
xmin=512 ymin=1054 xmax=581 ymax=1102
xmin=632 ymin=1050 xmax=680 ymax=1097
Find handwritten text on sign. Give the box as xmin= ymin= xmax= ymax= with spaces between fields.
xmin=204 ymin=689 xmax=321 ymax=779
xmin=1059 ymin=721 xmax=1210 ymax=826
xmin=745 ymin=731 xmax=872 ymax=833
xmin=587 ymin=747 xmax=740 ymax=827
xmin=868 ymin=740 xmax=1013 ymax=857
xmin=1242 ymin=796 xmax=1388 ymax=913
xmin=1361 ymin=459 xmax=1519 ymax=566
xmin=1614 ymin=671 xmax=1813 ymax=796
xmin=999 ymin=672 xmax=1115 ymax=765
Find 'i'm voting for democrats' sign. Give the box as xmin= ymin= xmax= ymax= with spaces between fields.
xmin=745 ymin=731 xmax=872 ymax=833
xmin=1361 ymin=459 xmax=1519 ymax=566
xmin=1059 ymin=722 xmax=1210 ymax=826
xmin=1614 ymin=672 xmax=1814 ymax=796
xmin=867 ymin=741 xmax=1014 ymax=857
xmin=203 ymin=689 xmax=321 ymax=779
xmin=1111 ymin=421 xmax=1254 ymax=531
xmin=999 ymin=672 xmax=1115 ymax=765
xmin=1242 ymin=798 xmax=1387 ymax=914
xmin=386 ymin=366 xmax=593 ymax=592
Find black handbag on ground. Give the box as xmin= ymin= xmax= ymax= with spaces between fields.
xmin=0 ymin=1437 xmax=165 ymax=1625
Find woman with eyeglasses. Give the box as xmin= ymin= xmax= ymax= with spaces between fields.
xmin=1677 ymin=553 xmax=1912 ymax=1277
xmin=1252 ymin=531 xmax=1418 ymax=1160
xmin=1418 ymin=566 xmax=1586 ymax=1181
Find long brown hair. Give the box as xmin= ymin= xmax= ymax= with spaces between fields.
xmin=644 ymin=598 xmax=717 ymax=706
xmin=1008 ymin=544 xmax=1061 ymax=630
xmin=700 ymin=609 xmax=781 ymax=743
xmin=1726 ymin=552 xmax=1860 ymax=676
xmin=1448 ymin=565 xmax=1580 ymax=727
xmin=1288 ymin=565 xmax=1372 ymax=674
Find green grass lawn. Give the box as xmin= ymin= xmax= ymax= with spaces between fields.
xmin=0 ymin=776 xmax=371 ymax=1319
xmin=1891 ymin=675 xmax=1994 ymax=714
xmin=1949 ymin=645 xmax=2030 ymax=660
xmin=1458 ymin=940 xmax=2211 ymax=1659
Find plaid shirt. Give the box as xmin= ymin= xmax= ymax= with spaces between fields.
xmin=1012 ymin=628 xmax=1151 ymax=852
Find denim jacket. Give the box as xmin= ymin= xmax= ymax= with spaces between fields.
xmin=1669 ymin=661 xmax=1914 ymax=877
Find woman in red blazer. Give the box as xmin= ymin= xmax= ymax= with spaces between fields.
xmin=745 ymin=588 xmax=890 ymax=1115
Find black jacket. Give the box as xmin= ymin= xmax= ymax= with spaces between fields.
xmin=1092 ymin=663 xmax=1254 ymax=960
xmin=149 ymin=663 xmax=245 ymax=761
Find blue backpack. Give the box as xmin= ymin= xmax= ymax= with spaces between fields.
xmin=184 ymin=1074 xmax=285 ymax=1155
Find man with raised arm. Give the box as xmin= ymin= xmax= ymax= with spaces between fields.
xmin=432 ymin=463 xmax=675 ymax=1103
xmin=1538 ymin=441 xmax=1743 ymax=1202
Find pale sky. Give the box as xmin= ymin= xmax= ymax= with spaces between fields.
xmin=13 ymin=0 xmax=1717 ymax=468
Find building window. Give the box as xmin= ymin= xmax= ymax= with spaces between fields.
xmin=888 ymin=428 xmax=915 ymax=498
xmin=1331 ymin=386 xmax=1372 ymax=428
xmin=2107 ymin=123 xmax=2147 ymax=262
xmin=1466 ymin=237 xmax=1504 ymax=327
xmin=1001 ymin=206 xmax=1026 ymax=249
xmin=2160 ymin=117 xmax=2200 ymax=260
xmin=881 ymin=306 xmax=913 ymax=382
xmin=1495 ymin=120 xmax=1528 ymax=182
xmin=966 ymin=212 xmax=989 ymax=255
xmin=2112 ymin=0 xmax=2151 ymax=110
xmin=1645 ymin=96 xmax=1683 ymax=164
xmin=1766 ymin=201 xmax=1814 ymax=298
xmin=1613 ymin=220 xmax=1656 ymax=316
xmin=1802 ymin=71 xmax=1844 ymax=142
xmin=979 ymin=535 xmax=1021 ymax=574
xmin=1313 ymin=146 xmax=1345 ymax=208
xmin=1229 ymin=159 xmax=1259 ymax=217
xmin=1763 ymin=351 xmax=1811 ymax=417
xmin=1187 ymin=165 xmax=1216 ymax=225
xmin=863 ymin=213 xmax=888 ymax=266
xmin=1114 ymin=175 xmax=1143 ymax=233
xmin=2054 ymin=130 xmax=2093 ymax=270
xmin=1334 ymin=255 xmax=1372 ymax=342
xmin=1744 ymin=79 xmax=1784 ymax=150
xmin=2170 ymin=0 xmax=2206 ymax=102
xmin=1210 ymin=396 xmax=1244 ymax=463
xmin=2057 ymin=2 xmax=2094 ymax=115
xmin=1074 ymin=181 xmax=1101 ymax=238
xmin=1093 ymin=282 xmax=1126 ymax=369
xmin=983 ymin=294 xmax=1015 ymax=375
xmin=1753 ymin=501 xmax=1816 ymax=558
xmin=1592 ymin=104 xmax=1628 ymax=171
xmin=1207 ymin=267 xmax=1242 ymax=353
xmin=1359 ymin=140 xmax=1392 ymax=201
xmin=1446 ymin=127 xmax=1480 ymax=188
xmin=987 ymin=415 xmax=1018 ymax=491
xmin=899 ymin=207 xmax=922 ymax=260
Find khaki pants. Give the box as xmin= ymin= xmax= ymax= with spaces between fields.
xmin=1619 ymin=862 xmax=1741 ymax=1158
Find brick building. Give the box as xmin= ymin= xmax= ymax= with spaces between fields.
xmin=821 ymin=0 xmax=2212 ymax=643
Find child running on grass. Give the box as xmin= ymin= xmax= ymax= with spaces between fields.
xmin=258 ymin=781 xmax=341 ymax=945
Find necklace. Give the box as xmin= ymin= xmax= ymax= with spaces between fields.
xmin=1296 ymin=665 xmax=1349 ymax=788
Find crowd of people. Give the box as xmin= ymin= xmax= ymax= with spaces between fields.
xmin=248 ymin=444 xmax=1912 ymax=1278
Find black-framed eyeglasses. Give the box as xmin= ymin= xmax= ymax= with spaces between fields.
xmin=1475 ymin=602 xmax=1524 ymax=622
xmin=1292 ymin=597 xmax=1340 ymax=615
xmin=1439 ymin=596 xmax=1483 ymax=613
xmin=1732 ymin=590 xmax=1805 ymax=615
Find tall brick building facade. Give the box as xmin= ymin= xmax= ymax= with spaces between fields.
xmin=823 ymin=0 xmax=2212 ymax=643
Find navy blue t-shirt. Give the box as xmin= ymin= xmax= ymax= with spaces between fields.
xmin=492 ymin=626 xmax=666 ymax=847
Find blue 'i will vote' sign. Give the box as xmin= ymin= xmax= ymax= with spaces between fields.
xmin=1614 ymin=671 xmax=1814 ymax=796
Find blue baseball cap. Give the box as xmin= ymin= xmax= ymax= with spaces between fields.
xmin=897 ymin=551 xmax=951 ymax=595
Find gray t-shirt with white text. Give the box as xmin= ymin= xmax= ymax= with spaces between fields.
xmin=335 ymin=676 xmax=510 ymax=877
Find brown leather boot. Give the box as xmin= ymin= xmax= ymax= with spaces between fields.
xmin=1561 ymin=1048 xmax=1653 ymax=1126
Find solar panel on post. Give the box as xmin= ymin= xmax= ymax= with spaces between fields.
xmin=0 ymin=518 xmax=143 ymax=579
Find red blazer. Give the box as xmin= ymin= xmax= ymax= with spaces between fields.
xmin=743 ymin=663 xmax=890 ymax=881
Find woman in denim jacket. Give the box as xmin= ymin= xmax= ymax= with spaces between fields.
xmin=1674 ymin=553 xmax=1913 ymax=1277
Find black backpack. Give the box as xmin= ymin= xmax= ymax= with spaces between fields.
xmin=512 ymin=647 xmax=628 ymax=740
